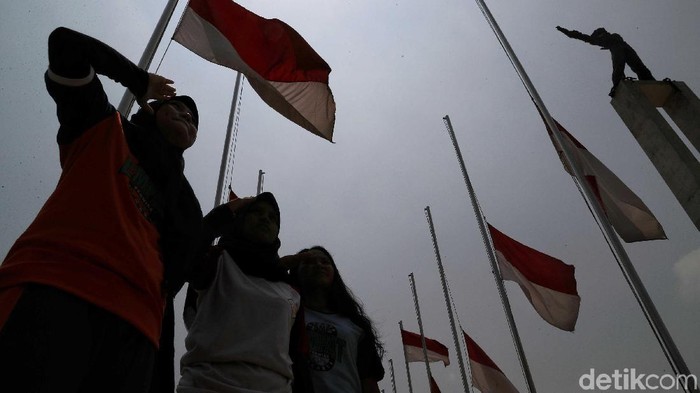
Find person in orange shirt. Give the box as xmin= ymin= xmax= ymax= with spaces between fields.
xmin=0 ymin=27 xmax=203 ymax=393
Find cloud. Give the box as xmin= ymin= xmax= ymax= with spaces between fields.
xmin=674 ymin=248 xmax=700 ymax=303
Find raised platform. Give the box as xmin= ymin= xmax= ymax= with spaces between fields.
xmin=611 ymin=80 xmax=700 ymax=231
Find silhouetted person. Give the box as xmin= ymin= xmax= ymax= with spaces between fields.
xmin=557 ymin=26 xmax=655 ymax=97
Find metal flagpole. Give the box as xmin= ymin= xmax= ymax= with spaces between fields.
xmin=398 ymin=321 xmax=415 ymax=393
xmin=471 ymin=1 xmax=694 ymax=387
xmin=443 ymin=115 xmax=536 ymax=393
xmin=408 ymin=273 xmax=434 ymax=386
xmin=424 ymin=206 xmax=471 ymax=393
xmin=389 ymin=359 xmax=398 ymax=393
xmin=117 ymin=0 xmax=181 ymax=115
xmin=256 ymin=170 xmax=265 ymax=195
xmin=214 ymin=72 xmax=244 ymax=206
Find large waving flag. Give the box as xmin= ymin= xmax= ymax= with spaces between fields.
xmin=400 ymin=328 xmax=450 ymax=366
xmin=489 ymin=224 xmax=580 ymax=331
xmin=544 ymin=118 xmax=665 ymax=242
xmin=174 ymin=0 xmax=336 ymax=141
xmin=463 ymin=330 xmax=519 ymax=393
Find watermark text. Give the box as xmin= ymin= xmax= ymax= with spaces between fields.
xmin=579 ymin=368 xmax=698 ymax=391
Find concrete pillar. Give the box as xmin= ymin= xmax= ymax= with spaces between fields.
xmin=611 ymin=80 xmax=700 ymax=231
xmin=663 ymin=81 xmax=700 ymax=151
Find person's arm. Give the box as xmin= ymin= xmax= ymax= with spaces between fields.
xmin=357 ymin=334 xmax=385 ymax=393
xmin=188 ymin=197 xmax=257 ymax=289
xmin=46 ymin=27 xmax=175 ymax=143
xmin=556 ymin=26 xmax=593 ymax=43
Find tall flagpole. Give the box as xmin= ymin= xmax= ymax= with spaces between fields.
xmin=424 ymin=206 xmax=471 ymax=393
xmin=408 ymin=273 xmax=434 ymax=386
xmin=389 ymin=359 xmax=398 ymax=393
xmin=471 ymin=1 xmax=694 ymax=386
xmin=399 ymin=321 xmax=415 ymax=393
xmin=117 ymin=0 xmax=181 ymax=115
xmin=214 ymin=72 xmax=244 ymax=206
xmin=256 ymin=169 xmax=265 ymax=195
xmin=443 ymin=115 xmax=536 ymax=393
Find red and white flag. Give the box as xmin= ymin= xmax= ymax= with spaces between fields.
xmin=174 ymin=0 xmax=336 ymax=141
xmin=463 ymin=330 xmax=519 ymax=393
xmin=400 ymin=328 xmax=450 ymax=366
xmin=544 ymin=118 xmax=665 ymax=242
xmin=429 ymin=376 xmax=442 ymax=393
xmin=488 ymin=224 xmax=580 ymax=331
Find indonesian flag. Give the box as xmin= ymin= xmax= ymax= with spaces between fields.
xmin=174 ymin=0 xmax=336 ymax=141
xmin=463 ymin=330 xmax=519 ymax=393
xmin=400 ymin=328 xmax=450 ymax=366
xmin=488 ymin=224 xmax=580 ymax=331
xmin=429 ymin=376 xmax=442 ymax=393
xmin=544 ymin=118 xmax=665 ymax=242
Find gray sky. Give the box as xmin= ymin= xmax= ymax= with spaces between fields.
xmin=1 ymin=1 xmax=699 ymax=392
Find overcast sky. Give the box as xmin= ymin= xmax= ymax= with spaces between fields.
xmin=1 ymin=1 xmax=699 ymax=392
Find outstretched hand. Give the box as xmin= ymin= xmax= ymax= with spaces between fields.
xmin=136 ymin=73 xmax=176 ymax=114
xmin=556 ymin=26 xmax=568 ymax=34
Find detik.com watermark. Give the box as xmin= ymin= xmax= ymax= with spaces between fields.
xmin=579 ymin=368 xmax=698 ymax=391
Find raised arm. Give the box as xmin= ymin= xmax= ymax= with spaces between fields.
xmin=46 ymin=27 xmax=175 ymax=143
xmin=556 ymin=26 xmax=593 ymax=43
xmin=48 ymin=27 xmax=149 ymax=96
xmin=187 ymin=197 xmax=258 ymax=290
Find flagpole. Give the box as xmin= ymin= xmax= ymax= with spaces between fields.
xmin=408 ymin=273 xmax=434 ymax=386
xmin=399 ymin=321 xmax=415 ymax=393
xmin=389 ymin=359 xmax=398 ymax=393
xmin=443 ymin=115 xmax=536 ymax=393
xmin=424 ymin=206 xmax=471 ymax=393
xmin=471 ymin=1 xmax=694 ymax=385
xmin=256 ymin=169 xmax=265 ymax=195
xmin=214 ymin=72 xmax=244 ymax=206
xmin=457 ymin=325 xmax=477 ymax=390
xmin=117 ymin=0 xmax=182 ymax=115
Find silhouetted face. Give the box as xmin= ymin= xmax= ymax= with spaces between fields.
xmin=298 ymin=249 xmax=335 ymax=290
xmin=156 ymin=100 xmax=198 ymax=150
xmin=242 ymin=201 xmax=280 ymax=245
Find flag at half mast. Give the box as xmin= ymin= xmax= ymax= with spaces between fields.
xmin=544 ymin=117 xmax=665 ymax=242
xmin=463 ymin=330 xmax=519 ymax=393
xmin=489 ymin=224 xmax=580 ymax=331
xmin=400 ymin=328 xmax=450 ymax=366
xmin=174 ymin=0 xmax=336 ymax=141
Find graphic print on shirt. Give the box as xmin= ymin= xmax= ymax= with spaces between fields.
xmin=307 ymin=321 xmax=347 ymax=371
xmin=118 ymin=156 xmax=161 ymax=221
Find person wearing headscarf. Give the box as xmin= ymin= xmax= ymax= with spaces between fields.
xmin=179 ymin=192 xmax=306 ymax=393
xmin=0 ymin=27 xmax=203 ymax=393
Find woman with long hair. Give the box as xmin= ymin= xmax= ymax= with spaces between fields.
xmin=293 ymin=246 xmax=385 ymax=393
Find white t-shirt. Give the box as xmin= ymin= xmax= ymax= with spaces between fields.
xmin=178 ymin=251 xmax=301 ymax=393
xmin=304 ymin=308 xmax=364 ymax=393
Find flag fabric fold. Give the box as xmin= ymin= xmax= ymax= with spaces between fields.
xmin=429 ymin=376 xmax=442 ymax=393
xmin=544 ymin=117 xmax=665 ymax=242
xmin=488 ymin=224 xmax=580 ymax=331
xmin=400 ymin=328 xmax=450 ymax=366
xmin=174 ymin=0 xmax=336 ymax=141
xmin=463 ymin=330 xmax=519 ymax=393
